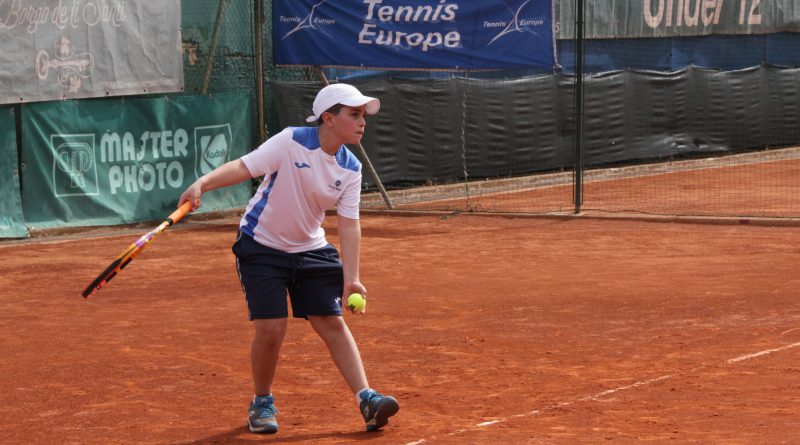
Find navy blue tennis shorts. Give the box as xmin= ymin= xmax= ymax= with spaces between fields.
xmin=232 ymin=232 xmax=344 ymax=320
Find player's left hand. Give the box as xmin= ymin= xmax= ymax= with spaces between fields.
xmin=343 ymin=282 xmax=367 ymax=314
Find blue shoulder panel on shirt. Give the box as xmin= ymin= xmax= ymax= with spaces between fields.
xmin=291 ymin=127 xmax=320 ymax=151
xmin=336 ymin=146 xmax=361 ymax=172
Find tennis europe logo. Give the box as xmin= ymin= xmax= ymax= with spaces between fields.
xmin=194 ymin=124 xmax=232 ymax=178
xmin=51 ymin=134 xmax=99 ymax=197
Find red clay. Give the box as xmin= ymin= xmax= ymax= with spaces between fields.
xmin=1 ymin=213 xmax=799 ymax=444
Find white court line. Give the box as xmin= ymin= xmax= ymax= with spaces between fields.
xmin=727 ymin=341 xmax=800 ymax=363
xmin=403 ymin=340 xmax=800 ymax=445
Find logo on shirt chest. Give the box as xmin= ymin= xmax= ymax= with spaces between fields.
xmin=294 ymin=161 xmax=311 ymax=169
xmin=328 ymin=179 xmax=342 ymax=191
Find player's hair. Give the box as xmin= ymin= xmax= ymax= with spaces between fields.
xmin=316 ymin=103 xmax=345 ymax=126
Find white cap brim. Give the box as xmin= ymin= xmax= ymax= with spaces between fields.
xmin=305 ymin=97 xmax=380 ymax=123
xmin=341 ymin=96 xmax=380 ymax=114
xmin=306 ymin=83 xmax=380 ymax=123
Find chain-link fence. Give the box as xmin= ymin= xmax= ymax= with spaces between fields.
xmin=185 ymin=1 xmax=800 ymax=219
xmin=182 ymin=0 xmax=256 ymax=94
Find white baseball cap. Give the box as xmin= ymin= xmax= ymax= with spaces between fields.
xmin=305 ymin=83 xmax=380 ymax=123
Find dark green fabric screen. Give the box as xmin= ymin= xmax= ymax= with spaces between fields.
xmin=0 ymin=107 xmax=28 ymax=238
xmin=20 ymin=92 xmax=253 ymax=228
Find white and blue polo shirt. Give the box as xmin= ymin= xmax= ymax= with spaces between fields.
xmin=238 ymin=127 xmax=362 ymax=253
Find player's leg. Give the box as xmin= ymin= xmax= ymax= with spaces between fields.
xmin=233 ymin=232 xmax=293 ymax=434
xmin=294 ymin=244 xmax=399 ymax=431
xmin=252 ymin=318 xmax=287 ymax=397
xmin=307 ymin=315 xmax=399 ymax=431
xmin=307 ymin=315 xmax=368 ymax=392
xmin=247 ymin=318 xmax=286 ymax=434
xmin=292 ymin=244 xmax=369 ymax=392
xmin=247 ymin=319 xmax=285 ymax=435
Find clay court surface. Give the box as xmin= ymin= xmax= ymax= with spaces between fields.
xmin=2 ymin=213 xmax=800 ymax=444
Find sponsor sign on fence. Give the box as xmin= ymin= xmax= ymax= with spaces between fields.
xmin=557 ymin=0 xmax=800 ymax=39
xmin=0 ymin=0 xmax=183 ymax=105
xmin=273 ymin=0 xmax=555 ymax=69
xmin=20 ymin=92 xmax=252 ymax=229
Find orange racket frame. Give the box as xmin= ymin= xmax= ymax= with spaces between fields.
xmin=81 ymin=202 xmax=192 ymax=298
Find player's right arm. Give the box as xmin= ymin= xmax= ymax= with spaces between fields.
xmin=179 ymin=158 xmax=252 ymax=210
xmin=180 ymin=128 xmax=291 ymax=210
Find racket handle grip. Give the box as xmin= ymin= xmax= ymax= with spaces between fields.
xmin=168 ymin=201 xmax=192 ymax=225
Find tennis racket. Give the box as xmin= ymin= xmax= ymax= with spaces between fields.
xmin=81 ymin=202 xmax=192 ymax=298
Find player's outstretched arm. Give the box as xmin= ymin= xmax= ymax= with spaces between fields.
xmin=180 ymin=159 xmax=252 ymax=210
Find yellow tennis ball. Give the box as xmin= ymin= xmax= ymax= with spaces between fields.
xmin=347 ymin=293 xmax=366 ymax=311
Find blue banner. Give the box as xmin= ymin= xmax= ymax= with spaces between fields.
xmin=273 ymin=0 xmax=554 ymax=70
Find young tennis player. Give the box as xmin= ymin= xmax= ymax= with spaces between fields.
xmin=178 ymin=83 xmax=399 ymax=434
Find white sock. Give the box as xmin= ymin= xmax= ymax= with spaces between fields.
xmin=355 ymin=387 xmax=373 ymax=404
xmin=254 ymin=394 xmax=273 ymax=403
